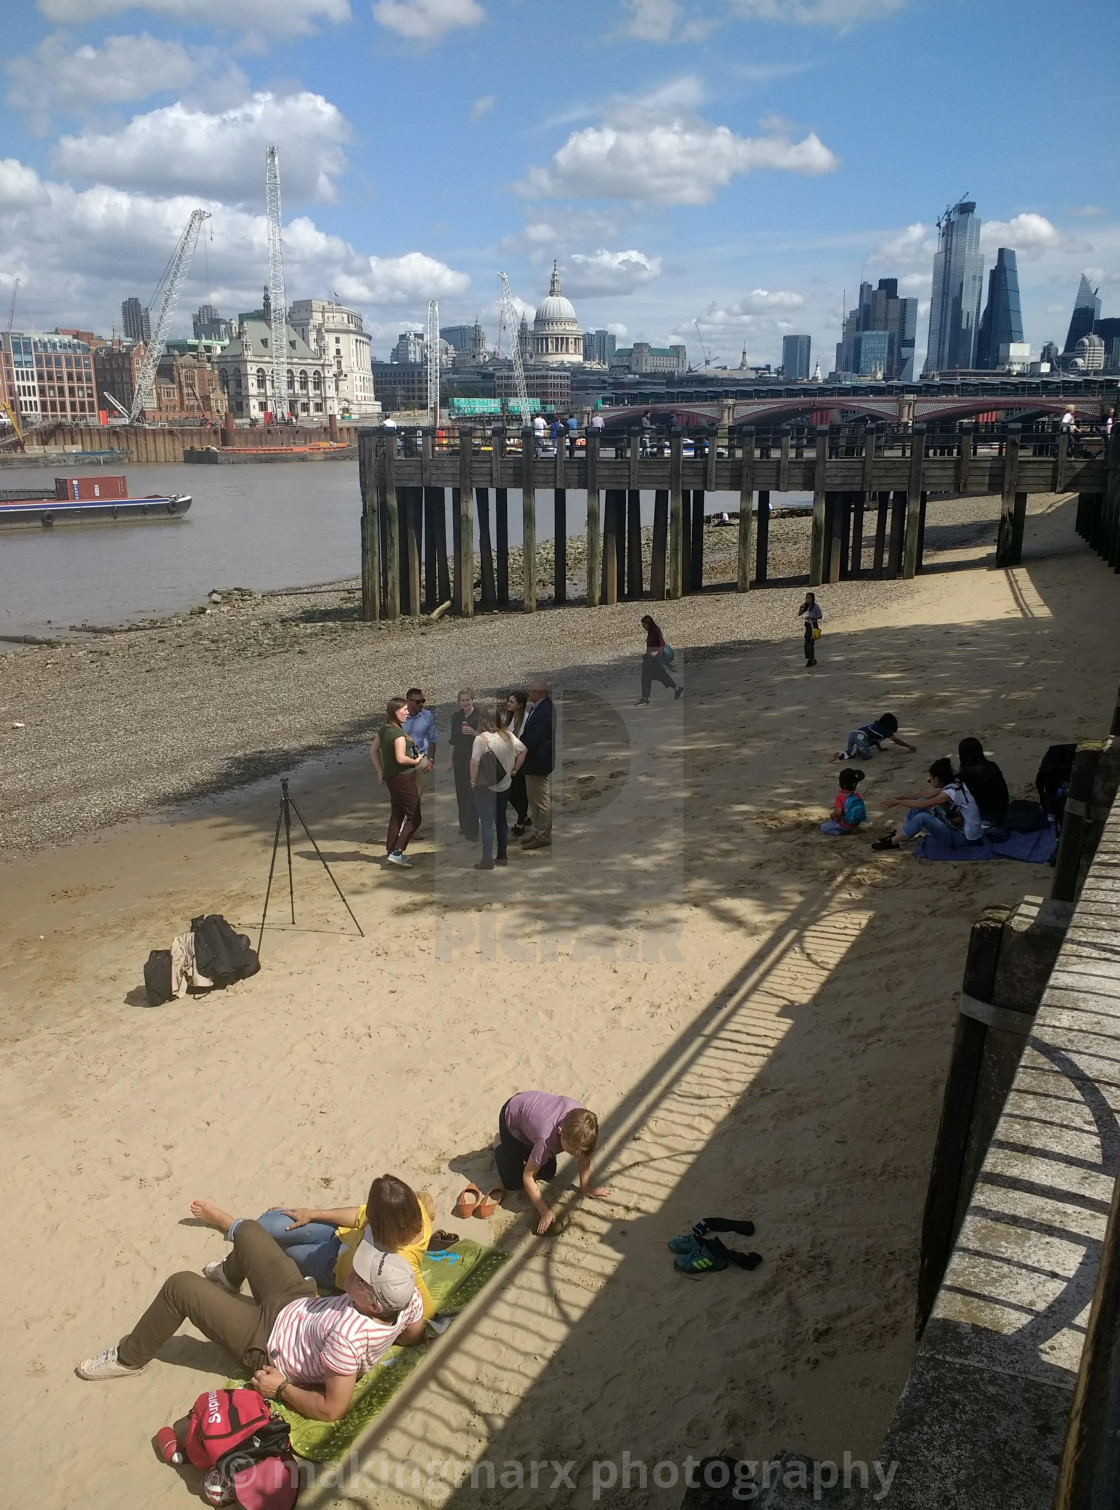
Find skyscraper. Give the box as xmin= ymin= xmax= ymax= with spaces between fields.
xmin=121 ymin=297 xmax=151 ymax=343
xmin=835 ymin=279 xmax=917 ymax=380
xmin=924 ymin=201 xmax=984 ymax=374
xmin=975 ymin=248 xmax=1024 ymax=369
xmin=782 ymin=334 xmax=811 ymax=381
xmin=1063 ymin=274 xmax=1101 ymax=353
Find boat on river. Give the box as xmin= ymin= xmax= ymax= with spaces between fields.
xmin=0 ymin=475 xmax=191 ymax=528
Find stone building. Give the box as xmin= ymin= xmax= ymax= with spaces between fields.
xmin=288 ymin=299 xmax=380 ymax=419
xmin=531 ymin=264 xmax=583 ymax=365
xmin=217 ymin=312 xmax=332 ymax=422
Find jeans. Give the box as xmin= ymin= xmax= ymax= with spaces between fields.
xmin=842 ymin=729 xmax=873 ymax=759
xmin=820 ymin=820 xmax=852 ymax=835
xmin=900 ymin=808 xmax=972 ymax=848
xmin=473 ymin=786 xmax=510 ymax=862
xmin=804 ymin=623 xmax=817 ymax=664
xmin=254 ymin=1209 xmax=342 ymax=1290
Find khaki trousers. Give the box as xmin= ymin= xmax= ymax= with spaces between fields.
xmin=525 ymin=773 xmax=552 ymax=841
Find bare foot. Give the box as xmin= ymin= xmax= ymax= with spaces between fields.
xmin=191 ymin=1198 xmax=235 ymax=1233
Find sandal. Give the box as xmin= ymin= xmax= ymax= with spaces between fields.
xmin=427 ymin=1230 xmax=460 ymax=1251
xmin=454 ymin=1184 xmax=483 ymax=1219
xmin=474 ymin=1187 xmax=504 ymax=1219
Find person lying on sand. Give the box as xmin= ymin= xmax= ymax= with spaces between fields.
xmin=459 ymin=1092 xmax=609 ymax=1235
xmin=77 ymin=1222 xmax=424 ymax=1420
xmin=191 ymin=1176 xmax=438 ymax=1318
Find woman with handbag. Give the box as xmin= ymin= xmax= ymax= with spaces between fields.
xmin=470 ymin=704 xmax=527 ymax=871
xmin=797 ymin=592 xmax=823 ymax=668
xmin=637 ymin=615 xmax=683 ymax=705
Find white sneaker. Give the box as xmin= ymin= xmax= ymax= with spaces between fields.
xmin=203 ymin=1258 xmax=240 ymax=1293
xmin=386 ymin=850 xmax=414 ymax=868
xmin=76 ymin=1345 xmax=147 ymax=1380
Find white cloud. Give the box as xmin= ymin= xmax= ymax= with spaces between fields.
xmin=521 ymin=119 xmax=837 ymax=204
xmin=980 ymin=212 xmax=1083 ymax=257
xmin=498 ymin=210 xmax=624 ymax=259
xmin=728 ymin=0 xmax=905 ymax=25
xmin=870 ymin=221 xmax=936 ymax=269
xmin=565 ymin=248 xmax=663 ymax=296
xmin=0 ymin=158 xmax=51 ymax=209
xmin=5 ymin=34 xmax=246 ymax=134
xmin=52 ymin=92 xmax=349 ymax=205
xmin=619 ymin=0 xmax=684 ymax=40
xmin=372 ymin=0 xmax=485 ymax=43
xmin=470 ymin=94 xmax=495 ymax=121
xmin=36 ymin=0 xmax=350 ymax=38
xmin=1068 ymin=205 xmax=1103 ymax=218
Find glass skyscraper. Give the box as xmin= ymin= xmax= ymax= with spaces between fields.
xmin=924 ymin=200 xmax=984 ymax=374
xmin=975 ymin=248 xmax=1024 ymax=369
xmin=834 ymin=279 xmax=917 ymax=380
xmin=1063 ymin=274 xmax=1101 ymax=353
xmin=782 ymin=334 xmax=811 ymax=380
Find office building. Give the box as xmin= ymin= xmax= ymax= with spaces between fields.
xmin=782 ymin=334 xmax=811 ymax=381
xmin=121 ymin=297 xmax=151 ymax=343
xmin=1064 ymin=275 xmax=1101 ymax=353
xmin=583 ymin=329 xmax=617 ymax=366
xmin=289 ymin=299 xmax=380 ymax=418
xmin=975 ymin=248 xmax=1023 ymax=369
xmin=0 ymin=331 xmax=98 ymax=422
xmin=924 ymin=200 xmax=984 ymax=374
xmin=610 ymin=342 xmax=688 ymax=376
xmin=390 ymin=331 xmax=424 ymax=365
xmin=192 ymin=305 xmax=233 ymax=342
xmin=835 ymin=279 xmax=917 ymax=380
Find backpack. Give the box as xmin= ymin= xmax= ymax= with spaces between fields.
xmin=662 ymin=643 xmax=676 ymax=665
xmin=842 ymin=793 xmax=867 ymax=829
xmin=1003 ymin=798 xmax=1047 ymax=833
xmin=191 ymin=915 xmax=260 ymax=989
xmin=1035 ymin=743 xmax=1077 ymax=831
xmin=475 ymin=741 xmax=503 ymax=788
xmin=143 ymin=949 xmax=173 ymax=1007
xmin=184 ymin=1388 xmax=298 ymax=1509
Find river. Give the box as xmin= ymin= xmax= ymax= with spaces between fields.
xmin=0 ymin=459 xmax=809 ymax=642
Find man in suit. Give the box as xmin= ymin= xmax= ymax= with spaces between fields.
xmin=520 ymin=678 xmax=554 ymax=850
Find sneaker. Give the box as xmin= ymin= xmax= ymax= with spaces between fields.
xmin=635 ymin=697 xmax=650 ymax=706
xmin=668 ymin=1233 xmax=700 ymax=1255
xmin=871 ymin=834 xmax=898 ymax=852
xmin=674 ymin=686 xmax=684 ymax=700
xmin=76 ymin=1345 xmax=147 ymax=1381
xmin=387 ymin=851 xmax=414 ymax=868
xmin=673 ymin=1236 xmax=728 ymax=1275
xmin=203 ymin=1258 xmax=240 ymax=1294
xmin=495 ymin=854 xmax=508 ymax=866
xmin=473 ymin=859 xmax=495 ymax=871
xmin=511 ymin=823 xmax=528 ymax=837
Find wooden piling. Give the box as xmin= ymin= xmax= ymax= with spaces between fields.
xmin=555 ymin=489 xmax=567 ymax=605
xmin=403 ymin=486 xmax=421 ymax=615
xmin=586 ymin=433 xmax=602 ymax=607
xmin=838 ymin=494 xmax=852 ymax=580
xmin=423 ymin=487 xmax=439 ymax=609
xmin=916 ymin=490 xmax=928 ymax=572
xmin=737 ymin=429 xmax=755 ymax=592
xmin=995 ymin=424 xmax=1023 ymax=569
xmin=826 ymin=494 xmax=844 ymax=584
xmin=651 ymin=489 xmax=668 ymax=600
xmin=959 ymin=425 xmax=974 ymax=493
xmin=521 ymin=428 xmax=536 ymax=611
xmin=851 ymin=491 xmax=866 ymax=576
xmin=690 ymin=490 xmax=705 ymax=592
xmin=887 ymin=490 xmax=906 ymax=577
xmin=358 ymin=432 xmax=381 ymax=622
xmin=778 ymin=425 xmax=791 ymax=493
xmin=668 ymin=432 xmax=684 ymax=600
xmin=455 ymin=430 xmax=474 ymax=617
xmin=477 ymin=487 xmax=496 ymax=610
xmin=382 ymin=435 xmax=400 ymax=621
xmin=681 ymin=491 xmax=692 ymax=596
xmin=873 ymin=491 xmax=890 ymax=576
xmin=603 ymin=488 xmax=622 ymax=606
xmin=756 ymin=490 xmax=770 ymax=585
xmin=435 ymin=489 xmax=450 ymax=607
xmin=495 ymin=488 xmax=509 ymax=606
xmin=1051 ymin=742 xmax=1105 ymax=903
xmin=810 ymin=427 xmax=828 ymax=586
xmin=903 ymin=425 xmax=927 ymax=579
xmin=627 ymin=489 xmax=643 ymax=599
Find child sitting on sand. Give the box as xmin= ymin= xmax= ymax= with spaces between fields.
xmin=458 ymin=1092 xmax=610 ymax=1236
xmin=832 ymin=712 xmax=915 ymax=762
xmin=191 ymin=1175 xmax=437 ymax=1318
xmin=820 ymin=768 xmax=867 ymax=835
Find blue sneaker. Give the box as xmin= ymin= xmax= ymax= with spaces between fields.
xmin=672 ymin=1235 xmax=728 ymax=1274
xmin=668 ymin=1233 xmax=697 ymax=1254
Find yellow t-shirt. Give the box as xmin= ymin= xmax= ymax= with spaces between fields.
xmin=334 ymin=1198 xmax=434 ymax=1319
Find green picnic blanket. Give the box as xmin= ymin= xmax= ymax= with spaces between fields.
xmin=228 ymin=1239 xmax=508 ymax=1462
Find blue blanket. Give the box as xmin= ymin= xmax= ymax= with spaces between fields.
xmin=916 ymin=822 xmax=1057 ymax=864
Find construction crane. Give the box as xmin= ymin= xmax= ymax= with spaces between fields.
xmin=265 ymin=146 xmax=289 ymax=423
xmin=1 ymin=399 xmax=25 ymax=450
xmin=498 ymin=272 xmax=529 ymax=422
xmin=426 ymin=299 xmax=440 ymax=430
xmin=6 ymin=277 xmax=19 ymax=332
xmin=694 ymin=318 xmax=712 ymax=370
xmin=129 ymin=208 xmax=210 ymax=423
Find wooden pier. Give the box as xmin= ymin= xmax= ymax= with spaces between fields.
xmin=357 ymin=422 xmax=1114 ymax=621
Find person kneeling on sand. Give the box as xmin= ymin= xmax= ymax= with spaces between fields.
xmin=190 ymin=1175 xmax=438 ymax=1319
xmin=77 ymin=1221 xmax=424 ymax=1421
xmin=470 ymin=1091 xmax=609 ymax=1235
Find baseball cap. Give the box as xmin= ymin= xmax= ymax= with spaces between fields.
xmin=350 ymin=1234 xmax=416 ymax=1311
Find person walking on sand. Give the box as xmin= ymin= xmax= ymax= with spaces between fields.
xmin=448 ymin=688 xmax=480 ymax=840
xmin=371 ymin=696 xmax=425 ymax=868
xmin=520 ymin=679 xmax=554 ymax=850
xmin=637 ymin=615 xmax=683 ymax=705
xmin=470 ymin=703 xmax=527 ymax=871
xmin=402 ymin=687 xmax=436 ymax=809
xmin=506 ymin=690 xmax=531 ymax=835
xmin=797 ymin=592 xmax=822 ymax=668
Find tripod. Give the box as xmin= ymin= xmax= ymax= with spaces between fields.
xmin=258 ymin=778 xmax=364 ymax=955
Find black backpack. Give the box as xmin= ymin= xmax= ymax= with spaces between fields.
xmin=1035 ymin=744 xmax=1077 ymax=832
xmin=144 ymin=949 xmax=173 ymax=1007
xmin=192 ymin=915 xmax=261 ymax=988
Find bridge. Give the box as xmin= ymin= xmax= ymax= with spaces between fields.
xmin=600 ymin=388 xmax=1117 ymax=428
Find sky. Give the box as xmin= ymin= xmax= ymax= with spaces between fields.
xmin=1 ymin=0 xmax=1118 ymax=372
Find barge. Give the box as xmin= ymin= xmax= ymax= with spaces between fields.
xmin=0 ymin=475 xmax=191 ymax=527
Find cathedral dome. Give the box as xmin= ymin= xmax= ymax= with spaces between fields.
xmin=531 ymin=262 xmax=582 ymax=366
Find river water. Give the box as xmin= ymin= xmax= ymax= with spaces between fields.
xmin=0 ymin=459 xmax=809 ymax=642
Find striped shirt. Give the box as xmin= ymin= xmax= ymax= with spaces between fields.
xmin=267 ymin=1289 xmax=424 ymax=1384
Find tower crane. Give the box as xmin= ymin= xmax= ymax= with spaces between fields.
xmin=6 ymin=277 xmax=19 ymax=332
xmin=694 ymin=318 xmax=712 ymax=370
xmin=426 ymin=299 xmax=440 ymax=430
xmin=129 ymin=209 xmax=210 ymax=423
xmin=265 ymin=146 xmax=289 ymax=423
xmin=498 ymin=272 xmax=530 ymax=422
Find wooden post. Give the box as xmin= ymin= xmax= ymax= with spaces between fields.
xmin=737 ymin=429 xmax=755 ymax=592
xmin=586 ymin=433 xmax=601 ymax=607
xmin=435 ymin=489 xmax=450 ymax=607
xmin=826 ymin=494 xmax=843 ymax=584
xmin=627 ymin=489 xmax=643 ymax=598
xmin=651 ymin=489 xmax=668 ymax=599
xmin=403 ymin=486 xmax=421 ymax=615
xmin=1106 ymin=427 xmax=1120 ymax=571
xmin=358 ymin=432 xmax=381 ymax=622
xmin=995 ymin=424 xmax=1023 ymax=568
xmin=477 ymin=487 xmax=496 ymax=610
xmin=495 ymin=488 xmax=509 ymax=606
xmin=778 ymin=425 xmax=791 ymax=493
xmin=916 ymin=490 xmax=929 ymax=572
xmin=838 ymin=494 xmax=852 ymax=580
xmin=668 ymin=431 xmax=684 ymax=599
xmin=851 ymin=491 xmax=866 ymax=576
xmin=603 ymin=488 xmax=622 ymax=606
xmin=902 ymin=424 xmax=926 ymax=578
xmin=456 ymin=429 xmax=474 ymax=617
xmin=555 ymin=488 xmax=567 ymax=604
xmin=629 ymin=430 xmax=640 ymax=495
xmin=810 ymin=426 xmax=828 ymax=586
xmin=423 ymin=487 xmax=439 ymax=609
xmin=681 ymin=491 xmax=693 ymax=595
xmin=755 ymin=490 xmax=770 ymax=584
xmin=959 ymin=424 xmax=974 ymax=493
xmin=887 ymin=490 xmax=906 ymax=577
xmin=382 ymin=433 xmax=400 ymax=621
xmin=521 ymin=428 xmax=536 ymax=611
xmin=873 ymin=491 xmax=889 ymax=576
xmin=1055 ymin=428 xmax=1070 ymax=493
xmin=1051 ymin=742 xmax=1105 ymax=903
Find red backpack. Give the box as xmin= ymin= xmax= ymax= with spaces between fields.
xmin=183 ymin=1389 xmax=298 ymax=1509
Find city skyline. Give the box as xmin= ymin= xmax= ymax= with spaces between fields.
xmin=0 ymin=0 xmax=1116 ymax=371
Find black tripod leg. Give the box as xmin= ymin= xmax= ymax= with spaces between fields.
xmin=282 ymin=782 xmax=295 ymax=925
xmin=289 ymin=796 xmax=365 ymax=937
xmin=258 ymin=798 xmax=285 ymax=957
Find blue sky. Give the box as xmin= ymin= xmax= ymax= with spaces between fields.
xmin=1 ymin=0 xmax=1117 ymax=370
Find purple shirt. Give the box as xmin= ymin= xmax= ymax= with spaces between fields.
xmin=505 ymin=1091 xmax=583 ymax=1169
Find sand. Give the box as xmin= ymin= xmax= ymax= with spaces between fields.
xmin=1 ymin=492 xmax=1118 ymax=1509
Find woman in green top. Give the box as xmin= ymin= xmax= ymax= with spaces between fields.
xmin=371 ymin=696 xmax=425 ymax=868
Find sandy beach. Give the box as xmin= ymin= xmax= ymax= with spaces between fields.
xmin=2 ymin=491 xmax=1118 ymax=1509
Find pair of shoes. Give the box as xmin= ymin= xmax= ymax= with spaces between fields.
xmin=672 ymin=1235 xmax=728 ymax=1274
xmin=635 ymin=697 xmax=650 ymax=706
xmin=387 ymin=850 xmax=414 ymax=868
xmin=674 ymin=685 xmax=684 ymax=699
xmin=203 ymin=1258 xmax=240 ymax=1294
xmin=454 ymin=1183 xmax=504 ymax=1219
xmin=473 ymin=859 xmax=495 ymax=871
xmin=495 ymin=853 xmax=508 ymax=866
xmin=76 ymin=1345 xmax=147 ymax=1381
xmin=871 ymin=834 xmax=898 ymax=851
